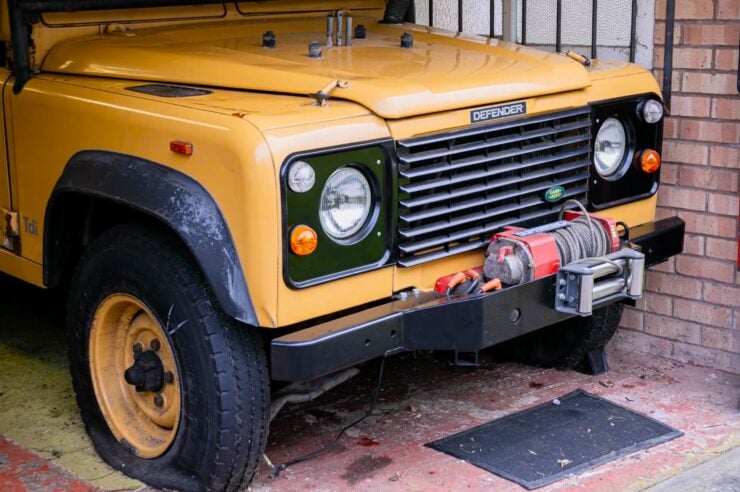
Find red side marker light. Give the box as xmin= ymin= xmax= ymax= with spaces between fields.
xmin=170 ymin=140 xmax=194 ymax=156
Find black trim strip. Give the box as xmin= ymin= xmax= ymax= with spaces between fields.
xmin=46 ymin=150 xmax=258 ymax=325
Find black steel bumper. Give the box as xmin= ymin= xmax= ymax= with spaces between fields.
xmin=271 ymin=217 xmax=685 ymax=381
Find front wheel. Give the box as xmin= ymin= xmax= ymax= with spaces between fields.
xmin=67 ymin=224 xmax=269 ymax=491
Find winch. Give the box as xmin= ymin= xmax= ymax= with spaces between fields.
xmin=435 ymin=202 xmax=645 ymax=317
xmin=483 ymin=210 xmax=620 ymax=286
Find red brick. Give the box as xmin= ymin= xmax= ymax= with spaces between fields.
xmin=653 ymin=21 xmax=681 ymax=46
xmin=657 ymin=48 xmax=714 ymax=70
xmin=674 ymin=299 xmax=733 ymax=328
xmin=680 ymin=167 xmax=739 ymax=192
xmin=706 ymin=237 xmax=739 ymax=261
xmin=680 ymin=119 xmax=739 ymax=144
xmin=651 ymin=256 xmax=676 ymax=273
xmin=679 ymin=210 xmax=737 ymax=238
xmin=669 ymin=96 xmax=712 ymax=118
xmin=682 ymin=72 xmax=738 ymax=95
xmin=708 ymin=193 xmax=740 ymax=216
xmin=654 ymin=22 xmax=665 ymax=44
xmin=714 ymin=48 xmax=739 ymax=71
xmin=657 ymin=186 xmax=706 ymax=210
xmin=711 ymin=97 xmax=740 ymax=120
xmin=682 ymin=24 xmax=740 ymax=46
xmin=645 ymin=293 xmax=674 ymax=316
xmin=663 ymin=140 xmax=709 ymax=164
xmin=682 ymin=234 xmax=705 ymax=255
xmin=709 ymin=146 xmax=739 ymax=169
xmin=718 ymin=0 xmax=740 ymax=20
xmin=654 ymin=69 xmax=683 ymax=92
xmin=663 ymin=118 xmax=680 ymax=139
xmin=620 ymin=306 xmax=644 ymax=331
xmin=656 ymin=0 xmax=714 ymax=20
xmin=646 ymin=271 xmax=702 ymax=299
xmin=701 ymin=326 xmax=736 ymax=352
xmin=644 ymin=313 xmax=701 ymax=344
xmin=661 ymin=163 xmax=679 ymax=184
xmin=703 ymin=282 xmax=740 ymax=307
xmin=676 ymin=255 xmax=735 ymax=283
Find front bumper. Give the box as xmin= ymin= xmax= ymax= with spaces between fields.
xmin=271 ymin=217 xmax=685 ymax=381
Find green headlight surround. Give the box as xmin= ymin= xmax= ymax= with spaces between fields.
xmin=282 ymin=142 xmax=394 ymax=288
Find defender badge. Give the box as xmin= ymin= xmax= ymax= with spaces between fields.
xmin=544 ymin=186 xmax=566 ymax=203
xmin=470 ymin=101 xmax=527 ymax=124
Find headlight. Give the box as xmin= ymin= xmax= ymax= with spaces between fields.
xmin=594 ymin=117 xmax=627 ymax=177
xmin=319 ymin=167 xmax=373 ymax=241
xmin=640 ymin=99 xmax=664 ymax=124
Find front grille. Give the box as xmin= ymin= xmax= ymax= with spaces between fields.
xmin=396 ymin=107 xmax=592 ymax=267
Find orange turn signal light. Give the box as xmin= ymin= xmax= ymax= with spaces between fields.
xmin=640 ymin=149 xmax=661 ymax=173
xmin=170 ymin=140 xmax=194 ymax=156
xmin=290 ymin=225 xmax=318 ymax=256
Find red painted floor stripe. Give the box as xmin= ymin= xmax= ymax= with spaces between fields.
xmin=0 ymin=437 xmax=96 ymax=492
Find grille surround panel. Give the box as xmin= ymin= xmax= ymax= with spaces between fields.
xmin=397 ymin=107 xmax=593 ymax=267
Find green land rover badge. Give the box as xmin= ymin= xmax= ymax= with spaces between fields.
xmin=544 ymin=185 xmax=565 ymax=203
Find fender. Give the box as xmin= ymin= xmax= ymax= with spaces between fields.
xmin=45 ymin=150 xmax=258 ymax=325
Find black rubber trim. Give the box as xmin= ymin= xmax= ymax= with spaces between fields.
xmin=45 ymin=150 xmax=257 ymax=325
xmin=270 ymin=216 xmax=685 ymax=381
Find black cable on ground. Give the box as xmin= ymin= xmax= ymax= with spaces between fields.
xmin=269 ymin=357 xmax=387 ymax=477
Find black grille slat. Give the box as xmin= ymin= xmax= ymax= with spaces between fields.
xmin=399 ymin=184 xmax=588 ymax=243
xmin=400 ymin=170 xmax=590 ymax=224
xmin=396 ymin=107 xmax=592 ymax=267
xmin=400 ymin=140 xmax=590 ymax=181
xmin=400 ymin=133 xmax=591 ymax=194
xmin=399 ymin=118 xmax=591 ymax=166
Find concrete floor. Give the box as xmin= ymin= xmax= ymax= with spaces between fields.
xmin=0 ymin=273 xmax=738 ymax=491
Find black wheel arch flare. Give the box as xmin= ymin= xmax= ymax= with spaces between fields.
xmin=44 ymin=150 xmax=258 ymax=326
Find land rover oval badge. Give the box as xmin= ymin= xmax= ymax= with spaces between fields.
xmin=544 ymin=186 xmax=565 ymax=203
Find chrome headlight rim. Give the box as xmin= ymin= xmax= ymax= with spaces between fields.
xmin=319 ymin=165 xmax=379 ymax=245
xmin=593 ymin=116 xmax=634 ymax=182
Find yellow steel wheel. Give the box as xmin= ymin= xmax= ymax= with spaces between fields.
xmin=88 ymin=294 xmax=181 ymax=459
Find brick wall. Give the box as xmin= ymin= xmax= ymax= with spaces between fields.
xmin=616 ymin=0 xmax=739 ymax=374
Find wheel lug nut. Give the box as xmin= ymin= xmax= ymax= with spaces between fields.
xmin=164 ymin=371 xmax=174 ymax=384
xmin=133 ymin=343 xmax=143 ymax=355
xmin=154 ymin=394 xmax=164 ymax=408
xmin=150 ymin=339 xmax=161 ymax=351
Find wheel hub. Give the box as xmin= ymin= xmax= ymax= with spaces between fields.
xmin=124 ymin=349 xmax=165 ymax=393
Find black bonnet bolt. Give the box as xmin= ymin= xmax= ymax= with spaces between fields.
xmin=354 ymin=24 xmax=367 ymax=39
xmin=308 ymin=40 xmax=322 ymax=58
xmin=401 ymin=32 xmax=414 ymax=48
xmin=262 ymin=31 xmax=276 ymax=48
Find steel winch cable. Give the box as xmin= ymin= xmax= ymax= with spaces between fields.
xmin=553 ymin=199 xmax=624 ymax=274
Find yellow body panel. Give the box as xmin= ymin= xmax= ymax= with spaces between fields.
xmin=0 ymin=5 xmax=663 ymax=328
xmin=41 ymin=15 xmax=592 ymax=119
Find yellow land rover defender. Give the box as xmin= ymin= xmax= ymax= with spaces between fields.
xmin=0 ymin=0 xmax=684 ymax=490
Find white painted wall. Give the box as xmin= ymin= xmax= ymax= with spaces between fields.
xmin=414 ymin=0 xmax=655 ymax=68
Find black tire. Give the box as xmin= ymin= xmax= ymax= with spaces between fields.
xmin=67 ymin=224 xmax=269 ymax=492
xmin=504 ymin=303 xmax=624 ymax=370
